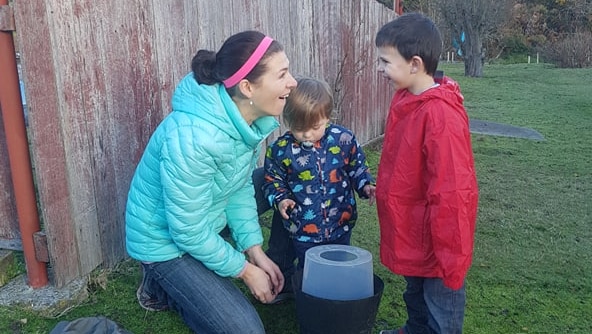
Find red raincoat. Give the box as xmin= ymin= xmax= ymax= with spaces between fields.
xmin=376 ymin=77 xmax=479 ymax=290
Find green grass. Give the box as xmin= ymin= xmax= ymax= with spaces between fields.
xmin=1 ymin=63 xmax=591 ymax=333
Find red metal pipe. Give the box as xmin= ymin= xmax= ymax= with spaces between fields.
xmin=0 ymin=0 xmax=48 ymax=288
xmin=395 ymin=0 xmax=403 ymax=15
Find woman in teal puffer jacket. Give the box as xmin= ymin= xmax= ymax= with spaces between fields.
xmin=125 ymin=31 xmax=297 ymax=333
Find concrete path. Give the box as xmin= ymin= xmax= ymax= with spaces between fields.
xmin=470 ymin=119 xmax=545 ymax=141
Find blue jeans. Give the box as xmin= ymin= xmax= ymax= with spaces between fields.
xmin=253 ymin=167 xmax=297 ymax=291
xmin=141 ymin=255 xmax=265 ymax=334
xmin=402 ymin=276 xmax=466 ymax=334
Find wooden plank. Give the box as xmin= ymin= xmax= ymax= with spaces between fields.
xmin=94 ymin=0 xmax=161 ymax=266
xmin=0 ymin=238 xmax=21 ymax=251
xmin=33 ymin=231 xmax=49 ymax=263
xmin=45 ymin=0 xmax=103 ymax=275
xmin=0 ymin=4 xmax=15 ymax=31
xmin=0 ymin=249 xmax=15 ymax=287
xmin=13 ymin=0 xmax=80 ymax=287
xmin=0 ymin=110 xmax=19 ymax=243
xmin=151 ymin=0 xmax=201 ymax=123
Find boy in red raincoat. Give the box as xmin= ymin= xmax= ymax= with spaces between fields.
xmin=375 ymin=13 xmax=479 ymax=334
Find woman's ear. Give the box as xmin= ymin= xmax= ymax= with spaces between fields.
xmin=237 ymin=79 xmax=253 ymax=99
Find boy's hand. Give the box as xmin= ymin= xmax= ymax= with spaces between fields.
xmin=278 ymin=199 xmax=296 ymax=219
xmin=363 ymin=184 xmax=376 ymax=205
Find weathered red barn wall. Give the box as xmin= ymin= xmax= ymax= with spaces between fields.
xmin=0 ymin=113 xmax=20 ymax=250
xmin=9 ymin=0 xmax=395 ymax=287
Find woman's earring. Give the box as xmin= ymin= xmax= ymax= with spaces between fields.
xmin=249 ymin=100 xmax=253 ymax=106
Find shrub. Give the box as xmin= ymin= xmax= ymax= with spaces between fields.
xmin=541 ymin=30 xmax=592 ymax=68
xmin=502 ymin=34 xmax=531 ymax=56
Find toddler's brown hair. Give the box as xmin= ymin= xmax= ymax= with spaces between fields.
xmin=283 ymin=77 xmax=333 ymax=131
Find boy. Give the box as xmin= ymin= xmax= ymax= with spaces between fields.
xmin=374 ymin=13 xmax=479 ymax=334
xmin=263 ymin=77 xmax=376 ymax=277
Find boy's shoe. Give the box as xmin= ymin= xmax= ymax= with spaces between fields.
xmin=379 ymin=328 xmax=405 ymax=334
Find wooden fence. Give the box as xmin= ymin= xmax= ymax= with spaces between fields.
xmin=4 ymin=0 xmax=395 ymax=287
xmin=0 ymin=114 xmax=19 ymax=250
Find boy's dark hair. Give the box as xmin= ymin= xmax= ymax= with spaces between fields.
xmin=375 ymin=12 xmax=442 ymax=76
xmin=283 ymin=77 xmax=333 ymax=131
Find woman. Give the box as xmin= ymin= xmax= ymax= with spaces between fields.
xmin=125 ymin=30 xmax=297 ymax=333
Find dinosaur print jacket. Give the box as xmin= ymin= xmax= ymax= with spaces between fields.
xmin=263 ymin=124 xmax=375 ymax=243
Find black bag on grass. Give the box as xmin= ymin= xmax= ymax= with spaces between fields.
xmin=49 ymin=316 xmax=132 ymax=334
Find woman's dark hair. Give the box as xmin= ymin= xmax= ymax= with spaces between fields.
xmin=191 ymin=31 xmax=283 ymax=94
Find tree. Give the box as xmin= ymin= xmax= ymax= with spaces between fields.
xmin=376 ymin=0 xmax=592 ymax=69
xmin=438 ymin=0 xmax=512 ymax=77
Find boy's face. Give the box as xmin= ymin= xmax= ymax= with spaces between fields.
xmin=377 ymin=46 xmax=413 ymax=90
xmin=291 ymin=118 xmax=329 ymax=147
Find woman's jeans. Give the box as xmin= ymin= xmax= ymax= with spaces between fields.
xmin=402 ymin=276 xmax=466 ymax=334
xmin=140 ymin=255 xmax=265 ymax=334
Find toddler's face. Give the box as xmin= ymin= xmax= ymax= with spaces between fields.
xmin=377 ymin=46 xmax=413 ymax=90
xmin=291 ymin=118 xmax=329 ymax=147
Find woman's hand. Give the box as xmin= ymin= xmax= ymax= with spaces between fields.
xmin=238 ymin=262 xmax=277 ymax=303
xmin=241 ymin=245 xmax=285 ymax=303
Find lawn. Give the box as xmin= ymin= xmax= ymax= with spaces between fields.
xmin=1 ymin=63 xmax=591 ymax=333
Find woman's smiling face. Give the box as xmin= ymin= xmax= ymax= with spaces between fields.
xmin=249 ymin=51 xmax=297 ymax=118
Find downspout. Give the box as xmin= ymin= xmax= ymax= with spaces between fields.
xmin=395 ymin=0 xmax=403 ymax=15
xmin=0 ymin=0 xmax=48 ymax=288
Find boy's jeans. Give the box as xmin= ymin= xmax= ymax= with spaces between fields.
xmin=402 ymin=276 xmax=466 ymax=334
xmin=140 ymin=255 xmax=265 ymax=334
xmin=252 ymin=167 xmax=297 ymax=291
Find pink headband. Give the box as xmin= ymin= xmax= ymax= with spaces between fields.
xmin=223 ymin=36 xmax=274 ymax=88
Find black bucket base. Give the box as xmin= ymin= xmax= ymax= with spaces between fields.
xmin=292 ymin=270 xmax=384 ymax=334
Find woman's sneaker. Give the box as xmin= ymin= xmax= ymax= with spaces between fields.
xmin=136 ymin=266 xmax=169 ymax=312
xmin=136 ymin=284 xmax=169 ymax=311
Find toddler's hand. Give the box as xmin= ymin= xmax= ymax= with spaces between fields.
xmin=278 ymin=199 xmax=296 ymax=219
xmin=364 ymin=184 xmax=376 ymax=205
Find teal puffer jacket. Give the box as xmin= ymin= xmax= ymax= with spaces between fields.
xmin=125 ymin=73 xmax=279 ymax=277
